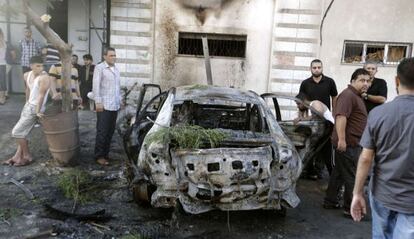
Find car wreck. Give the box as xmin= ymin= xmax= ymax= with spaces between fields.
xmin=119 ymin=84 xmax=332 ymax=214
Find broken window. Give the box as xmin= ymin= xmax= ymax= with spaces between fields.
xmin=171 ymin=100 xmax=268 ymax=133
xmin=342 ymin=40 xmax=412 ymax=65
xmin=178 ymin=32 xmax=247 ymax=58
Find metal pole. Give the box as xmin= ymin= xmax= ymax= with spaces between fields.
xmin=202 ymin=36 xmax=213 ymax=85
xmin=6 ymin=0 xmax=12 ymax=93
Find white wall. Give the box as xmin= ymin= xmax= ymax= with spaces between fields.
xmin=320 ymin=0 xmax=414 ymax=100
xmin=68 ymin=0 xmax=105 ymax=63
xmin=153 ymin=0 xmax=275 ymax=93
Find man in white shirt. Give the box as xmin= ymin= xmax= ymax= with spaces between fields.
xmin=92 ymin=47 xmax=121 ymax=166
xmin=3 ymin=56 xmax=50 ymax=166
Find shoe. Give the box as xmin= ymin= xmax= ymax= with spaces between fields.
xmin=96 ymin=158 xmax=109 ymax=166
xmin=323 ymin=203 xmax=341 ymax=209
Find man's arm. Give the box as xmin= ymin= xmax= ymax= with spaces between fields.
xmin=92 ymin=65 xmax=103 ymax=112
xmin=23 ymin=72 xmax=29 ymax=102
xmin=331 ymin=95 xmax=337 ymax=113
xmin=351 ymin=148 xmax=375 ymax=221
xmin=335 ymin=115 xmax=347 ymax=151
xmin=73 ymin=69 xmax=82 ymax=105
xmin=366 ymin=80 xmax=387 ymax=104
xmin=35 ymin=75 xmax=51 ymax=116
xmin=366 ymin=95 xmax=386 ymax=104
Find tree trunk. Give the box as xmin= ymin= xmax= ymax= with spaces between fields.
xmin=22 ymin=0 xmax=73 ymax=112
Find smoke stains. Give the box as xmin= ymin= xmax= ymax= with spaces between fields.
xmin=159 ymin=13 xmax=178 ymax=89
xmin=175 ymin=0 xmax=237 ymax=24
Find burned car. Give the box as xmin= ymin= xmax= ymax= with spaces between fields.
xmin=120 ymin=85 xmax=332 ymax=214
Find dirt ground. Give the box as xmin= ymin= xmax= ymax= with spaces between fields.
xmin=0 ymin=95 xmax=371 ymax=239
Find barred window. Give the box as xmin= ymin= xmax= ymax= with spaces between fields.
xmin=178 ymin=32 xmax=247 ymax=58
xmin=342 ymin=40 xmax=412 ymax=65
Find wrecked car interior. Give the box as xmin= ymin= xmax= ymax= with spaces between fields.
xmin=119 ymin=85 xmax=332 ymax=214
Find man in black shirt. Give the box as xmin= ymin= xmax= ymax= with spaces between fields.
xmin=362 ymin=62 xmax=387 ymax=113
xmin=299 ymin=59 xmax=338 ymax=178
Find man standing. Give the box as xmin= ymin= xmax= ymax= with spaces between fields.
xmin=79 ymin=54 xmax=95 ymax=110
xmin=324 ymin=68 xmax=370 ymax=216
xmin=93 ymin=47 xmax=121 ymax=166
xmin=299 ymin=59 xmax=338 ymax=178
xmin=3 ymin=56 xmax=50 ymax=166
xmin=362 ymin=62 xmax=387 ymax=113
xmin=351 ymin=58 xmax=414 ymax=238
xmin=71 ymin=54 xmax=81 ymax=76
xmin=20 ymin=27 xmax=41 ymax=73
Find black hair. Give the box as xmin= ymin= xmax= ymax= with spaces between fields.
xmin=397 ymin=57 xmax=414 ymax=89
xmin=30 ymin=56 xmax=43 ymax=64
xmin=350 ymin=68 xmax=370 ymax=82
xmin=83 ymin=54 xmax=93 ymax=61
xmin=295 ymin=92 xmax=309 ymax=102
xmin=310 ymin=59 xmax=322 ymax=67
xmin=103 ymin=47 xmax=116 ymax=56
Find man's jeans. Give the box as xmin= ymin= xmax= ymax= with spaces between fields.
xmin=370 ymin=193 xmax=414 ymax=239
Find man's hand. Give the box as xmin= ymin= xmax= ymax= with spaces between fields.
xmin=95 ymin=103 xmax=104 ymax=112
xmin=337 ymin=139 xmax=347 ymax=152
xmin=351 ymin=194 xmax=367 ymax=222
xmin=293 ymin=117 xmax=301 ymax=125
xmin=52 ymin=92 xmax=62 ymax=100
xmin=361 ymin=92 xmax=368 ymax=100
xmin=36 ymin=112 xmax=44 ymax=119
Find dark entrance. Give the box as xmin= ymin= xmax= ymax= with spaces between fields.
xmin=47 ymin=0 xmax=68 ymax=42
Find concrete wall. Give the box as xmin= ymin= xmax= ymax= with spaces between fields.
xmin=269 ymin=0 xmax=322 ymax=119
xmin=68 ymin=0 xmax=105 ymax=63
xmin=110 ymin=0 xmax=154 ymax=102
xmin=153 ymin=0 xmax=275 ymax=93
xmin=319 ymin=0 xmax=414 ymax=101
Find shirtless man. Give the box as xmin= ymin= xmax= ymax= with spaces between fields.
xmin=4 ymin=56 xmax=50 ymax=166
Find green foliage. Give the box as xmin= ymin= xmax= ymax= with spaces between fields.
xmin=57 ymin=169 xmax=93 ymax=204
xmin=147 ymin=125 xmax=227 ymax=149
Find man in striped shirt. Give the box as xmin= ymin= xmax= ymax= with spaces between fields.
xmin=20 ymin=27 xmax=41 ymax=73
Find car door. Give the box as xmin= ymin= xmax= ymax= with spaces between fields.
xmin=261 ymin=93 xmax=333 ymax=166
xmin=123 ymin=84 xmax=167 ymax=163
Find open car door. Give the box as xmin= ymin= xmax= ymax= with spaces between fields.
xmin=261 ymin=93 xmax=333 ymax=166
xmin=122 ymin=84 xmax=167 ymax=163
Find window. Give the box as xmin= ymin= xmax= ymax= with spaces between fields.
xmin=342 ymin=40 xmax=412 ymax=65
xmin=178 ymin=32 xmax=247 ymax=58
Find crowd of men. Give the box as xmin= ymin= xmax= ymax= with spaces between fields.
xmin=296 ymin=58 xmax=414 ymax=238
xmin=1 ymin=26 xmax=413 ymax=238
xmin=2 ymin=27 xmax=122 ymax=168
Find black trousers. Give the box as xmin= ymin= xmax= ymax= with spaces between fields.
xmin=325 ymin=146 xmax=361 ymax=210
xmin=95 ymin=110 xmax=118 ymax=159
xmin=305 ymin=140 xmax=333 ymax=176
